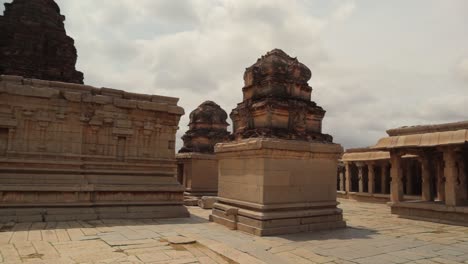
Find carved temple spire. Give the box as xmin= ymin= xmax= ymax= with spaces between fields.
xmin=0 ymin=0 xmax=84 ymax=84
xmin=179 ymin=101 xmax=230 ymax=154
xmin=231 ymin=49 xmax=332 ymax=142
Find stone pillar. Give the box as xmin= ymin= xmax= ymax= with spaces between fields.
xmin=405 ymin=161 xmax=413 ymax=195
xmin=444 ymin=149 xmax=460 ymax=206
xmin=345 ymin=162 xmax=351 ymax=193
xmin=381 ymin=163 xmax=389 ymax=194
xmin=390 ymin=152 xmax=404 ymax=203
xmin=420 ymin=156 xmax=433 ymax=202
xmin=356 ymin=162 xmax=365 ymax=193
xmin=437 ymin=158 xmax=446 ymax=202
xmin=458 ymin=154 xmax=467 ymax=202
xmin=368 ymin=163 xmax=375 ymax=194
xmin=339 ymin=166 xmax=345 ymax=192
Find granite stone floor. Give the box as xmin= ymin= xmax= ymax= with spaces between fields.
xmin=0 ymin=199 xmax=467 ymax=264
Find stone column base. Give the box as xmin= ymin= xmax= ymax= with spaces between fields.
xmin=0 ymin=204 xmax=189 ymax=223
xmin=211 ymin=138 xmax=345 ymax=236
xmin=210 ymin=198 xmax=345 ymax=236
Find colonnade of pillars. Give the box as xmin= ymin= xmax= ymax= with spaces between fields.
xmin=391 ymin=147 xmax=468 ymax=207
xmin=338 ymin=146 xmax=468 ymax=207
xmin=337 ymin=161 xmax=391 ymax=195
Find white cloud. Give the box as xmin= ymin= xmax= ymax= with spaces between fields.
xmin=331 ymin=1 xmax=355 ymax=22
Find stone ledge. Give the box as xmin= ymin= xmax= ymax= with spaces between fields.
xmin=176 ymin=153 xmax=217 ymax=160
xmin=215 ymin=138 xmax=343 ymax=154
xmin=215 ymin=197 xmax=338 ymax=219
xmin=0 ymin=205 xmax=189 ymax=222
xmin=391 ymin=201 xmax=468 ymax=214
xmin=0 ymin=74 xmax=184 ymax=115
xmin=391 ymin=202 xmax=468 ymax=227
xmin=0 ymin=184 xmax=185 ymax=192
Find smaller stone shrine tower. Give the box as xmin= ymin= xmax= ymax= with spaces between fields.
xmin=211 ymin=49 xmax=345 ymax=236
xmin=177 ymin=101 xmax=230 ymax=200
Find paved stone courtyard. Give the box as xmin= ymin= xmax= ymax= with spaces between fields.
xmin=0 ymin=199 xmax=467 ymax=264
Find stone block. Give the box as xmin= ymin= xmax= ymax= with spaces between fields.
xmin=93 ymin=95 xmax=113 ymax=104
xmin=114 ymin=98 xmax=137 ymax=109
xmin=137 ymin=101 xmax=168 ymax=112
xmin=63 ymin=91 xmax=82 ymax=102
xmin=211 ymin=138 xmax=345 ymax=236
xmin=198 ymin=196 xmax=218 ymax=209
xmin=101 ymin=87 xmax=124 ymax=98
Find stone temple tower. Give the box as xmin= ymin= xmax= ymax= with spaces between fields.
xmin=211 ymin=49 xmax=345 ymax=236
xmin=177 ymin=101 xmax=230 ymax=199
xmin=231 ymin=48 xmax=332 ymax=142
xmin=0 ymin=0 xmax=84 ymax=84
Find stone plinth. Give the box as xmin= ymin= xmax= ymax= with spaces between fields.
xmin=0 ymin=75 xmax=188 ymax=222
xmin=211 ymin=138 xmax=345 ymax=236
xmin=177 ymin=153 xmax=218 ymax=197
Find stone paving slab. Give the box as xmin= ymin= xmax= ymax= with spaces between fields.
xmin=0 ymin=199 xmax=467 ymax=263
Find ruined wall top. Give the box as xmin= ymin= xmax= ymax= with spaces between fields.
xmin=0 ymin=75 xmax=184 ymax=115
xmin=0 ymin=0 xmax=84 ymax=84
xmin=179 ymin=101 xmax=230 ymax=154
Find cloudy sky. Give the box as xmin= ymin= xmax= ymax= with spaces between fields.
xmin=2 ymin=0 xmax=467 ymax=149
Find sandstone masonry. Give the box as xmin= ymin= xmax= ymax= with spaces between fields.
xmin=0 ymin=75 xmax=188 ymax=222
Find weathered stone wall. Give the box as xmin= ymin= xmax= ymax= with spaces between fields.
xmin=0 ymin=75 xmax=188 ymax=222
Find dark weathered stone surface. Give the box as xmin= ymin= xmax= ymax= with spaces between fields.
xmin=0 ymin=0 xmax=84 ymax=84
xmin=231 ymin=49 xmax=333 ymax=142
xmin=179 ymin=101 xmax=230 ymax=154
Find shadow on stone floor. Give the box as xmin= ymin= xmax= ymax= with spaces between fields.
xmin=0 ymin=214 xmax=209 ymax=232
xmin=273 ymin=226 xmax=378 ymax=242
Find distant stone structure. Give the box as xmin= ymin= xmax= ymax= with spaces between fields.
xmin=211 ymin=49 xmax=345 ymax=236
xmin=0 ymin=75 xmax=188 ymax=222
xmin=0 ymin=0 xmax=84 ymax=84
xmin=177 ymin=101 xmax=229 ymax=199
xmin=340 ymin=121 xmax=468 ymax=226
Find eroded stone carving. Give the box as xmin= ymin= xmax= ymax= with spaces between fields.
xmin=179 ymin=101 xmax=230 ymax=154
xmin=231 ymin=49 xmax=332 ymax=142
xmin=0 ymin=0 xmax=84 ymax=84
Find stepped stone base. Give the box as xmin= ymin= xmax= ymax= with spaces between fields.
xmin=0 ymin=205 xmax=188 ymax=223
xmin=391 ymin=202 xmax=468 ymax=227
xmin=210 ymin=138 xmax=345 ymax=236
xmin=211 ymin=198 xmax=345 ymax=236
